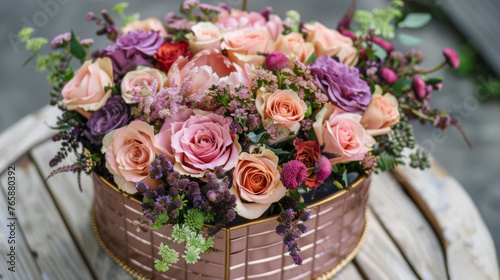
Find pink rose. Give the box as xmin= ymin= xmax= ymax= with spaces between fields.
xmin=221 ymin=28 xmax=271 ymax=67
xmin=61 ymin=57 xmax=114 ymax=117
xmin=273 ymin=32 xmax=314 ymax=64
xmin=230 ymin=146 xmax=287 ymax=219
xmin=305 ymin=22 xmax=358 ymax=66
xmin=361 ymin=86 xmax=400 ymax=136
xmin=166 ymin=48 xmax=251 ymax=96
xmin=313 ymin=104 xmax=374 ymax=165
xmin=122 ymin=17 xmax=168 ymax=38
xmin=256 ymin=89 xmax=307 ymax=133
xmin=186 ymin=22 xmax=222 ymax=54
xmin=155 ymin=112 xmax=242 ymax=177
xmin=102 ymin=121 xmax=159 ymax=194
xmin=120 ymin=67 xmax=166 ymax=103
xmin=216 ymin=10 xmax=282 ymax=40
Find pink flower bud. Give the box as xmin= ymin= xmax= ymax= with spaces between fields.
xmin=372 ymin=37 xmax=394 ymax=52
xmin=443 ymin=48 xmax=460 ymax=69
xmin=265 ymin=51 xmax=288 ymax=71
xmin=380 ymin=67 xmax=398 ymax=84
xmin=315 ymin=156 xmax=332 ymax=183
xmin=412 ymin=76 xmax=427 ymax=100
xmin=341 ymin=29 xmax=356 ymax=41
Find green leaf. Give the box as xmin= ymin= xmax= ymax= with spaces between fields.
xmin=341 ymin=170 xmax=348 ymax=189
xmin=265 ymin=145 xmax=290 ymax=156
xmin=392 ymin=77 xmax=404 ymax=97
xmin=397 ymin=33 xmax=422 ymax=46
xmin=22 ymin=53 xmax=36 ymax=67
xmin=306 ymin=53 xmax=316 ymax=64
xmin=304 ymin=102 xmax=312 ymax=118
xmin=70 ymin=30 xmax=86 ymax=62
xmin=398 ymin=13 xmax=431 ymax=29
xmin=247 ymin=131 xmax=266 ymax=143
xmin=365 ymin=47 xmax=377 ymax=61
xmin=333 ymin=181 xmax=344 ymax=190
xmin=372 ymin=44 xmax=388 ymax=60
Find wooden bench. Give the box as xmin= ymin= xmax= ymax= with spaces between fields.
xmin=0 ymin=106 xmax=498 ymax=280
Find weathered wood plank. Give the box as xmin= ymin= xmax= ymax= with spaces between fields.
xmin=369 ymin=172 xmax=448 ymax=279
xmin=30 ymin=140 xmax=133 ymax=280
xmin=394 ymin=155 xmax=500 ymax=280
xmin=331 ymin=263 xmax=364 ymax=280
xmin=0 ymin=106 xmax=59 ymax=173
xmin=355 ymin=210 xmax=419 ymax=280
xmin=0 ymin=156 xmax=94 ymax=280
xmin=0 ymin=180 xmax=42 ymax=280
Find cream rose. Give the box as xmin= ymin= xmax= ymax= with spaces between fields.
xmin=361 ymin=86 xmax=400 ymax=136
xmin=313 ymin=104 xmax=374 ymax=165
xmin=305 ymin=22 xmax=358 ymax=66
xmin=120 ymin=67 xmax=167 ymax=103
xmin=256 ymin=89 xmax=307 ymax=133
xmin=273 ymin=32 xmax=314 ymax=64
xmin=61 ymin=57 xmax=114 ymax=116
xmin=122 ymin=17 xmax=168 ymax=37
xmin=102 ymin=121 xmax=159 ymax=194
xmin=186 ymin=22 xmax=222 ymax=54
xmin=230 ymin=146 xmax=287 ymax=219
xmin=221 ymin=28 xmax=271 ymax=67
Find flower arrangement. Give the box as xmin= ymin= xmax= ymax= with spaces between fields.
xmin=19 ymin=0 xmax=467 ymax=272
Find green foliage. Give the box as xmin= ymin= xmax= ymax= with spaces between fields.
xmin=113 ymin=2 xmax=140 ymax=26
xmin=376 ymin=153 xmax=403 ymax=172
xmin=398 ymin=13 xmax=432 ymax=29
xmin=70 ymin=31 xmax=86 ymax=62
xmin=354 ymin=1 xmax=403 ymax=39
xmin=397 ymin=33 xmax=423 ymax=46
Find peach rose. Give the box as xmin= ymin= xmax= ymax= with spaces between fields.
xmin=61 ymin=57 xmax=114 ymax=116
xmin=305 ymin=22 xmax=358 ymax=66
xmin=155 ymin=111 xmax=241 ymax=177
xmin=230 ymin=146 xmax=287 ymax=219
xmin=361 ymin=86 xmax=400 ymax=136
xmin=122 ymin=17 xmax=168 ymax=38
xmin=120 ymin=67 xmax=166 ymax=103
xmin=273 ymin=32 xmax=314 ymax=64
xmin=221 ymin=28 xmax=271 ymax=67
xmin=313 ymin=104 xmax=374 ymax=165
xmin=186 ymin=22 xmax=222 ymax=54
xmin=102 ymin=121 xmax=159 ymax=194
xmin=216 ymin=10 xmax=282 ymax=40
xmin=166 ymin=48 xmax=251 ymax=96
xmin=256 ymin=89 xmax=307 ymax=133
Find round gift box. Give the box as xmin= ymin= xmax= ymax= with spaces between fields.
xmin=92 ymin=173 xmax=370 ymax=280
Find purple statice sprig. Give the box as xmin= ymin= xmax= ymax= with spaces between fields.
xmin=134 ymin=154 xmax=237 ymax=236
xmin=208 ymin=84 xmax=261 ymax=133
xmin=130 ymin=76 xmax=192 ymax=123
xmin=275 ymin=207 xmax=310 ymax=265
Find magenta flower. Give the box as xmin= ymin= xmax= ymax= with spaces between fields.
xmin=412 ymin=76 xmax=427 ymax=100
xmin=443 ymin=48 xmax=460 ymax=69
xmin=280 ymin=160 xmax=308 ymax=190
xmin=265 ymin=51 xmax=288 ymax=71
xmin=380 ymin=67 xmax=398 ymax=84
xmin=372 ymin=37 xmax=394 ymax=53
xmin=315 ymin=156 xmax=332 ymax=183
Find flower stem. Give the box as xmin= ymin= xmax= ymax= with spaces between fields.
xmin=277 ymin=70 xmax=283 ymax=89
xmin=242 ymin=0 xmax=247 ymax=11
xmin=413 ymin=60 xmax=447 ymax=75
xmin=401 ymin=104 xmax=435 ymax=121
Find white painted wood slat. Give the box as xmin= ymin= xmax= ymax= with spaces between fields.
xmin=369 ymin=172 xmax=448 ymax=279
xmin=0 ymin=156 xmax=94 ymax=280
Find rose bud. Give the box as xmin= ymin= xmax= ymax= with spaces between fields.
xmin=412 ymin=76 xmax=427 ymax=100
xmin=341 ymin=29 xmax=357 ymax=41
xmin=372 ymin=36 xmax=394 ymax=53
xmin=265 ymin=51 xmax=288 ymax=71
xmin=443 ymin=48 xmax=460 ymax=69
xmin=380 ymin=67 xmax=398 ymax=84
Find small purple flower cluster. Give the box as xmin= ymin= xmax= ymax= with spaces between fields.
xmin=130 ymin=77 xmax=191 ymax=123
xmin=135 ymin=154 xmax=237 ymax=236
xmin=275 ymin=207 xmax=311 ymax=265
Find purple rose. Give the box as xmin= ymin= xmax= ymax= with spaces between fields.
xmin=84 ymin=96 xmax=130 ymax=144
xmin=308 ymin=55 xmax=371 ymax=113
xmin=105 ymin=50 xmax=154 ymax=77
xmin=104 ymin=30 xmax=164 ymax=57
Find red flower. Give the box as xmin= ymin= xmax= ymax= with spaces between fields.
xmin=294 ymin=141 xmax=321 ymax=188
xmin=154 ymin=41 xmax=191 ymax=72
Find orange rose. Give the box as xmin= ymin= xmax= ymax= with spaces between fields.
xmin=273 ymin=32 xmax=314 ymax=64
xmin=256 ymin=89 xmax=307 ymax=133
xmin=360 ymin=86 xmax=400 ymax=136
xmin=230 ymin=146 xmax=287 ymax=219
xmin=305 ymin=22 xmax=358 ymax=66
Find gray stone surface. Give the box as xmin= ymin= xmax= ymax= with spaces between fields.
xmin=1 ymin=0 xmax=499 ymax=265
